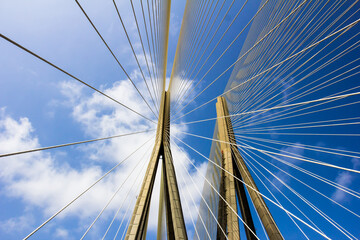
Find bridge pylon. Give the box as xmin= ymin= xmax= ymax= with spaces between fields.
xmin=216 ymin=96 xmax=283 ymax=240
xmin=125 ymin=91 xmax=187 ymax=240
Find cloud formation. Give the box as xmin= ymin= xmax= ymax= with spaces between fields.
xmin=331 ymin=158 xmax=359 ymax=202
xmin=0 ymin=77 xmax=206 ymax=238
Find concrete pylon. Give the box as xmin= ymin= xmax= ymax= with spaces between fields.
xmin=216 ymin=96 xmax=283 ymax=240
xmin=125 ymin=91 xmax=187 ymax=240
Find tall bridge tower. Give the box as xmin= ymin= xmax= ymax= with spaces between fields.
xmin=125 ymin=94 xmax=283 ymax=239
xmin=216 ymin=97 xmax=283 ymax=240
xmin=125 ymin=91 xmax=188 ymax=240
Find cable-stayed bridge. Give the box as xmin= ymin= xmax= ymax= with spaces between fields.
xmin=0 ymin=0 xmax=359 ymax=239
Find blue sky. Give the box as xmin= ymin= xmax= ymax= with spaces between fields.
xmin=1 ymin=0 xmax=360 ymax=239
xmin=168 ymin=0 xmax=360 ymax=239
xmin=0 ymin=1 xmax=194 ymax=239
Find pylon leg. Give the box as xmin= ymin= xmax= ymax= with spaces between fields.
xmin=216 ymin=98 xmax=240 ymax=240
xmin=163 ymin=143 xmax=187 ymax=239
xmin=125 ymin=143 xmax=161 ymax=240
xmin=216 ymin=165 xmax=227 ymax=240
xmin=216 ymin=96 xmax=283 ymax=240
xmin=157 ymin=161 xmax=166 ymax=240
xmin=234 ymin=163 xmax=257 ymax=240
xmin=125 ymin=92 xmax=187 ymax=239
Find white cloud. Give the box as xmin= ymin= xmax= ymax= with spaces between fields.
xmin=279 ymin=143 xmax=304 ymax=163
xmin=331 ymin=158 xmax=359 ymax=202
xmin=168 ymin=74 xmax=195 ymax=106
xmin=169 ymin=13 xmax=181 ymax=37
xmin=0 ymin=0 xmax=192 ymax=237
xmin=0 ymin=214 xmax=34 ymax=236
xmin=351 ymin=158 xmax=360 ymax=169
xmin=271 ymin=143 xmax=304 ymax=189
xmin=171 ymin=143 xmax=208 ymax=223
xmin=0 ymin=77 xmax=206 ymax=238
xmin=0 ymin=109 xmax=138 ymax=221
xmin=64 ymin=77 xmax=207 ymax=229
xmin=54 ymin=228 xmax=71 ymax=239
xmin=331 ymin=172 xmax=353 ymax=202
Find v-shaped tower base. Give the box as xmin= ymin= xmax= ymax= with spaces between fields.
xmin=125 ymin=91 xmax=187 ymax=240
xmin=216 ymin=96 xmax=283 ymax=240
